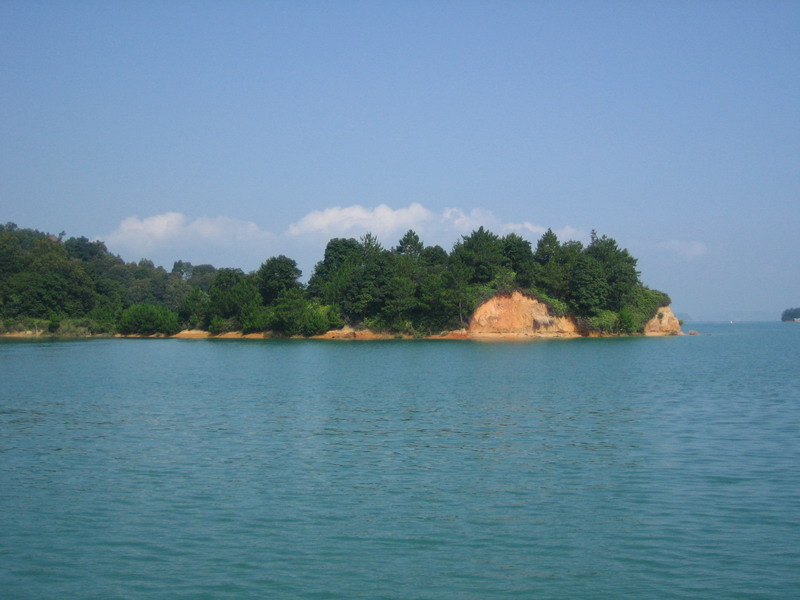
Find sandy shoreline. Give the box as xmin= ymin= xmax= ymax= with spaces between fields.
xmin=2 ymin=326 xmax=679 ymax=341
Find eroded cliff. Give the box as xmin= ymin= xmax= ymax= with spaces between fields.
xmin=642 ymin=305 xmax=682 ymax=336
xmin=468 ymin=291 xmax=579 ymax=338
xmin=467 ymin=291 xmax=681 ymax=338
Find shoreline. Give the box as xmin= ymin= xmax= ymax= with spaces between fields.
xmin=1 ymin=326 xmax=680 ymax=341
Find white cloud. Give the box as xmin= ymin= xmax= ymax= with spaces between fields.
xmin=286 ymin=203 xmax=578 ymax=245
xmin=440 ymin=207 xmax=500 ymax=232
xmin=103 ymin=212 xmax=276 ymax=268
xmin=106 ymin=213 xmax=274 ymax=249
xmin=655 ymin=239 xmax=708 ymax=260
xmin=102 ymin=204 xmax=581 ymax=270
xmin=105 ymin=212 xmax=188 ymax=250
xmin=286 ymin=202 xmax=434 ymax=237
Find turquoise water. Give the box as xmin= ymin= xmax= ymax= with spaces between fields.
xmin=1 ymin=323 xmax=799 ymax=599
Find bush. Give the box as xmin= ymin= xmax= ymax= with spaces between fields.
xmin=588 ymin=310 xmax=620 ymax=333
xmin=617 ymin=286 xmax=671 ymax=333
xmin=86 ymin=305 xmax=119 ymax=333
xmin=118 ymin=304 xmax=180 ymax=336
xmin=240 ymin=305 xmax=274 ymax=333
xmin=208 ymin=316 xmax=236 ymax=335
xmin=530 ymin=290 xmax=569 ymax=317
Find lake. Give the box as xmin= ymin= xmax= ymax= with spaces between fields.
xmin=1 ymin=322 xmax=799 ymax=599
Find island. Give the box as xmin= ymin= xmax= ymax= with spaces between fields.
xmin=782 ymin=308 xmax=800 ymax=322
xmin=0 ymin=222 xmax=681 ymax=339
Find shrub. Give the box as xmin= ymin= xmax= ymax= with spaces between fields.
xmin=240 ymin=305 xmax=274 ymax=333
xmin=528 ymin=289 xmax=569 ymax=317
xmin=118 ymin=304 xmax=180 ymax=336
xmin=208 ymin=316 xmax=236 ymax=335
xmin=617 ymin=286 xmax=671 ymax=333
xmin=588 ymin=310 xmax=620 ymax=333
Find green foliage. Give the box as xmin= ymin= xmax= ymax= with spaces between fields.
xmin=178 ymin=287 xmax=210 ymax=329
xmin=240 ymin=305 xmax=274 ymax=333
xmin=256 ymin=255 xmax=302 ymax=305
xmin=585 ymin=231 xmax=639 ymax=311
xmin=533 ymin=232 xmax=583 ymax=299
xmin=269 ymin=288 xmax=342 ymax=336
xmin=587 ymin=310 xmax=620 ymax=333
xmin=1 ymin=222 xmax=673 ymax=338
xmin=501 ymin=233 xmax=536 ymax=288
xmin=207 ymin=269 xmax=260 ymax=328
xmin=208 ymin=316 xmax=236 ymax=335
xmin=118 ymin=304 xmax=180 ymax=335
xmin=451 ymin=226 xmax=507 ymax=284
xmin=307 ymin=238 xmax=363 ymax=299
xmin=568 ymin=254 xmax=609 ymax=316
xmin=396 ymin=230 xmax=424 ymax=258
xmin=530 ymin=290 xmax=569 ymax=317
xmin=615 ymin=286 xmax=672 ymax=333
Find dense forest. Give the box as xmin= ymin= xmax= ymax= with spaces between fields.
xmin=781 ymin=308 xmax=800 ymax=321
xmin=0 ymin=222 xmax=670 ymax=337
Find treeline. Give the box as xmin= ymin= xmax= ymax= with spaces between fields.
xmin=781 ymin=308 xmax=800 ymax=322
xmin=0 ymin=222 xmax=669 ymax=337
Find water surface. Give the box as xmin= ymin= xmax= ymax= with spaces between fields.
xmin=1 ymin=323 xmax=798 ymax=598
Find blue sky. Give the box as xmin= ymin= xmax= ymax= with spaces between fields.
xmin=2 ymin=1 xmax=798 ymax=321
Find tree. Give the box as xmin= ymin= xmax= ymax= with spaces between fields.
xmin=178 ymin=287 xmax=210 ymax=328
xmin=207 ymin=269 xmax=261 ymax=327
xmin=256 ymin=255 xmax=302 ymax=305
xmin=64 ymin=236 xmax=108 ymax=263
xmin=568 ymin=254 xmax=609 ymax=317
xmin=396 ymin=230 xmax=424 ymax=258
xmin=451 ymin=226 xmax=507 ymax=284
xmin=533 ymin=229 xmax=560 ymax=266
xmin=118 ymin=303 xmax=180 ymax=335
xmin=585 ymin=231 xmax=639 ymax=311
xmin=307 ymin=238 xmax=362 ymax=299
xmin=501 ymin=233 xmax=536 ymax=288
xmin=534 ymin=235 xmax=583 ymax=300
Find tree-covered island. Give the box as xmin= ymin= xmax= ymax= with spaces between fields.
xmin=0 ymin=222 xmax=671 ymax=337
xmin=781 ymin=308 xmax=800 ymax=322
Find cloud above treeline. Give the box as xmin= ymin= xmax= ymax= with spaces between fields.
xmin=107 ymin=203 xmax=575 ymax=250
xmin=102 ymin=203 xmax=578 ymax=269
xmin=101 ymin=203 xmax=704 ymax=271
xmin=106 ymin=212 xmax=275 ymax=252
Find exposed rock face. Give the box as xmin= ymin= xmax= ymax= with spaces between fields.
xmin=468 ymin=291 xmax=682 ymax=338
xmin=468 ymin=291 xmax=579 ymax=338
xmin=643 ymin=305 xmax=682 ymax=336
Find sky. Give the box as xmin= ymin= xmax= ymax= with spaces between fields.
xmin=1 ymin=1 xmax=798 ymax=321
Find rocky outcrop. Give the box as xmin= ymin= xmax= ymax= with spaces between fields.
xmin=468 ymin=291 xmax=682 ymax=338
xmin=467 ymin=291 xmax=580 ymax=338
xmin=643 ymin=305 xmax=682 ymax=336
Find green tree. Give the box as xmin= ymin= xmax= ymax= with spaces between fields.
xmin=256 ymin=255 xmax=302 ymax=305
xmin=501 ymin=233 xmax=536 ymax=288
xmin=396 ymin=230 xmax=424 ymax=258
xmin=307 ymin=238 xmax=362 ymax=300
xmin=568 ymin=254 xmax=609 ymax=317
xmin=207 ymin=269 xmax=261 ymax=328
xmin=451 ymin=226 xmax=507 ymax=284
xmin=585 ymin=231 xmax=639 ymax=311
xmin=178 ymin=287 xmax=210 ymax=329
xmin=118 ymin=303 xmax=180 ymax=335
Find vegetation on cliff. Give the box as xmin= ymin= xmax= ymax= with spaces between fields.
xmin=0 ymin=222 xmax=669 ymax=336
